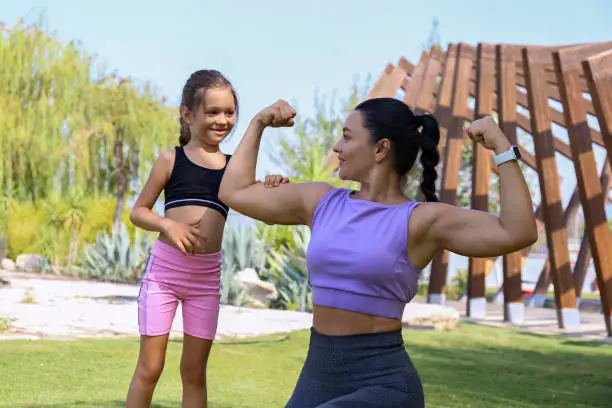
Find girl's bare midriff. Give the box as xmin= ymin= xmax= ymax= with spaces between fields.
xmin=312 ymin=305 xmax=402 ymax=336
xmin=160 ymin=205 xmax=226 ymax=254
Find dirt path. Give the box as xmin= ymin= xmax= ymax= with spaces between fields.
xmin=1 ymin=271 xmax=610 ymax=343
xmin=0 ymin=272 xmax=313 ymax=340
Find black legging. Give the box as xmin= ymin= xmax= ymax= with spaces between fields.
xmin=284 ymin=328 xmax=425 ymax=407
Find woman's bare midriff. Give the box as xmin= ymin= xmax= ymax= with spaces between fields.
xmin=312 ymin=305 xmax=402 ymax=336
xmin=159 ymin=205 xmax=226 ymax=254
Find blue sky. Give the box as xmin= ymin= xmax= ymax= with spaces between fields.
xmin=4 ymin=0 xmax=612 ymax=211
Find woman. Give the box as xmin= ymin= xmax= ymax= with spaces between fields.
xmin=218 ymin=97 xmax=537 ymax=407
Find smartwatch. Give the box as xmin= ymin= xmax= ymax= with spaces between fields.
xmin=494 ymin=145 xmax=521 ymax=167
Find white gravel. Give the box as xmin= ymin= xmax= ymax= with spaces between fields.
xmin=0 ymin=272 xmax=314 ymax=340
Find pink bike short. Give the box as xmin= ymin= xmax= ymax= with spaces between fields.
xmin=137 ymin=239 xmax=222 ymax=340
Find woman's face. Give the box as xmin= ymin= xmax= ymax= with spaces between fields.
xmin=332 ymin=110 xmax=380 ymax=182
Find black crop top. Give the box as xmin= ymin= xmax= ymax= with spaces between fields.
xmin=163 ymin=146 xmax=231 ymax=218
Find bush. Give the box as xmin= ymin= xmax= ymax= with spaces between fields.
xmin=5 ymin=195 xmax=132 ymax=272
xmin=220 ymin=223 xmax=268 ymax=306
xmin=447 ymin=268 xmax=468 ymax=301
xmin=264 ymin=226 xmax=312 ymax=312
xmin=76 ymin=223 xmax=155 ymax=282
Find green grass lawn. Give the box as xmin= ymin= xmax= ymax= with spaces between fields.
xmin=0 ymin=323 xmax=610 ymax=407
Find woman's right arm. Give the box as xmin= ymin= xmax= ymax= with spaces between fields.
xmin=129 ymin=149 xmax=175 ymax=233
xmin=219 ymin=100 xmax=333 ymax=226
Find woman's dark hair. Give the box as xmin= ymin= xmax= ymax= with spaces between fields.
xmin=179 ymin=69 xmax=239 ymax=146
xmin=354 ymin=97 xmax=441 ymax=202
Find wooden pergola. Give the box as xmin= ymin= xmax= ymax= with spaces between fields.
xmin=325 ymin=41 xmax=612 ymax=336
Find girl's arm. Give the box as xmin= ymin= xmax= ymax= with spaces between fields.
xmin=129 ymin=150 xmax=175 ymax=233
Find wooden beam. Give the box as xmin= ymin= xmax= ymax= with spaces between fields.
xmin=523 ymin=47 xmax=579 ymax=329
xmin=574 ymin=158 xmax=611 ymax=299
xmin=555 ymin=44 xmax=612 ymax=336
xmin=427 ymin=43 xmax=465 ymax=304
xmin=413 ymin=46 xmax=445 ymax=114
xmin=496 ymin=43 xmax=526 ymax=323
xmin=467 ymin=43 xmax=495 ymax=318
xmin=583 ymin=49 xmax=612 ymax=175
xmin=403 ymin=50 xmax=430 ymax=109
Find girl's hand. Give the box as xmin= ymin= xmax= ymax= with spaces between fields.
xmin=257 ymin=174 xmax=290 ymax=188
xmin=160 ymin=218 xmax=204 ymax=255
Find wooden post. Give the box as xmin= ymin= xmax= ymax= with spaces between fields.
xmin=365 ymin=63 xmax=394 ymax=100
xmin=565 ymin=47 xmax=612 ymax=336
xmin=466 ymin=43 xmax=496 ymax=318
xmin=530 ymin=184 xmax=583 ymax=305
xmin=583 ymin=49 xmax=612 ymax=175
xmin=403 ymin=51 xmax=430 ymax=110
xmin=427 ymin=43 xmax=468 ymax=304
xmin=522 ymin=47 xmax=579 ymax=329
xmin=414 ymin=46 xmax=445 ymax=115
xmin=573 ymin=159 xmax=611 ymax=300
xmin=496 ymin=44 xmax=526 ymax=323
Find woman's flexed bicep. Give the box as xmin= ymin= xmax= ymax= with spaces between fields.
xmin=418 ymin=116 xmax=537 ymax=258
xmin=220 ymin=181 xmax=333 ymax=226
xmin=219 ymin=99 xmax=333 ymax=226
xmin=422 ymin=201 xmax=537 ymax=258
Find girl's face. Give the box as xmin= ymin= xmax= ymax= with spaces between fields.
xmin=185 ymin=87 xmax=236 ymax=146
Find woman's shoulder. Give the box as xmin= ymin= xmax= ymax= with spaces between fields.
xmin=306 ymin=182 xmax=341 ymax=202
xmin=409 ymin=200 xmax=457 ymax=238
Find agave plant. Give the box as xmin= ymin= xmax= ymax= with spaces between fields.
xmin=76 ymin=222 xmax=155 ymax=282
xmin=266 ymin=226 xmax=312 ymax=312
xmin=222 ymin=223 xmax=267 ymax=273
xmin=219 ymin=223 xmax=267 ymax=306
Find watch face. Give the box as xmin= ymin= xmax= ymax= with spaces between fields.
xmin=512 ymin=146 xmax=521 ymax=160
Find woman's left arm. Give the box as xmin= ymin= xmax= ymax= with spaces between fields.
xmin=423 ymin=116 xmax=538 ymax=258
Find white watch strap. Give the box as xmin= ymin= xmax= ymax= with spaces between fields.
xmin=494 ymin=147 xmax=517 ymax=166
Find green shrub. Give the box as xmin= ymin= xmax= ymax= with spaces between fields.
xmin=220 ymin=223 xmax=268 ymax=306
xmin=447 ymin=268 xmax=468 ymax=301
xmin=265 ymin=226 xmax=312 ymax=312
xmin=76 ymin=222 xmax=155 ymax=282
xmin=5 ymin=195 xmax=132 ymax=271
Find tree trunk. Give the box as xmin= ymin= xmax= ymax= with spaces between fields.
xmin=67 ymin=227 xmax=80 ymax=275
xmin=0 ymin=235 xmax=7 ymax=260
xmin=113 ymin=139 xmax=127 ymax=233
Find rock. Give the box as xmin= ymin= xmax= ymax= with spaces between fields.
xmin=401 ymin=302 xmax=460 ymax=331
xmin=2 ymin=258 xmax=16 ymax=271
xmin=236 ymin=268 xmax=278 ymax=309
xmin=15 ymin=254 xmax=44 ymax=272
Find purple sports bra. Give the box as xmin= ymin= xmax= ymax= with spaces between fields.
xmin=306 ymin=188 xmax=422 ymax=319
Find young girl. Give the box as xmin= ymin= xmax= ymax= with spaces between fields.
xmin=126 ymin=69 xmax=288 ymax=408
